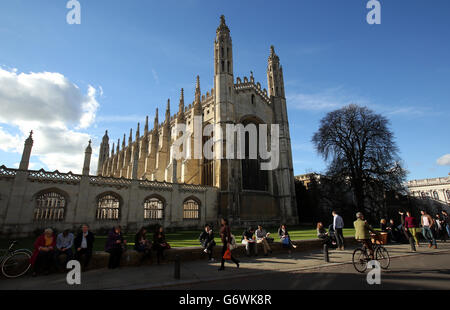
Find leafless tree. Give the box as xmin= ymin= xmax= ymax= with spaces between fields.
xmin=312 ymin=104 xmax=407 ymax=216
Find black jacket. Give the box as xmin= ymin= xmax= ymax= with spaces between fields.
xmin=199 ymin=231 xmax=215 ymax=248
xmin=74 ymin=231 xmax=95 ymax=252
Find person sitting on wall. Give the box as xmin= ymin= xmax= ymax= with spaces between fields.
xmin=278 ymin=224 xmax=297 ymax=258
xmin=255 ymin=225 xmax=273 ymax=256
xmin=242 ymin=227 xmax=257 ymax=257
xmin=55 ymin=229 xmax=74 ymax=269
xmin=135 ymin=227 xmax=152 ymax=264
xmin=74 ymin=224 xmax=95 ymax=270
xmin=153 ymin=226 xmax=170 ymax=264
xmin=31 ymin=228 xmax=56 ymax=277
xmin=105 ymin=225 xmax=127 ymax=269
xmin=317 ymin=222 xmax=334 ymax=248
xmin=199 ymin=224 xmax=216 ymax=262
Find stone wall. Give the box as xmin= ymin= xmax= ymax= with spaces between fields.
xmin=0 ymin=166 xmax=218 ymax=238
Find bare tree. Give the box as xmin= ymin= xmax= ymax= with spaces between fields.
xmin=312 ymin=104 xmax=407 ymax=216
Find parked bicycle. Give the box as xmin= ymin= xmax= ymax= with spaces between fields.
xmin=352 ymin=234 xmax=390 ymax=273
xmin=1 ymin=241 xmax=32 ymax=278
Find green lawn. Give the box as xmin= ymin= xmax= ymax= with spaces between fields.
xmin=0 ymin=226 xmax=356 ymax=252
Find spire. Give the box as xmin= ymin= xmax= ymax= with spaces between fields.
xmin=179 ymin=88 xmax=185 ymax=114
xmin=85 ymin=139 xmax=92 ymax=153
xmin=122 ymin=134 xmax=126 ymax=149
xmin=128 ymin=128 xmax=133 ymax=145
xmin=136 ymin=123 xmax=140 ymax=140
xmin=216 ymin=15 xmax=230 ymax=34
xmin=195 ymin=76 xmax=201 ymax=102
xmin=144 ymin=116 xmax=149 ymax=134
xmin=154 ymin=107 xmax=159 ymax=130
xmin=268 ymin=45 xmax=279 ymax=63
xmin=102 ymin=130 xmax=109 ymax=141
xmin=82 ymin=140 xmax=92 ymax=176
xmin=111 ymin=142 xmax=115 ymax=156
xmin=194 ymin=76 xmax=202 ymax=115
xmin=177 ymin=88 xmax=185 ymax=122
xmin=165 ymin=99 xmax=171 ymax=124
xmin=117 ymin=139 xmax=120 ymax=153
xmin=19 ymin=130 xmax=34 ymax=170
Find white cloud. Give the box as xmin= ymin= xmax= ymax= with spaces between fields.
xmin=437 ymin=154 xmax=450 ymax=166
xmin=0 ymin=67 xmax=101 ymax=174
xmin=152 ymin=69 xmax=160 ymax=85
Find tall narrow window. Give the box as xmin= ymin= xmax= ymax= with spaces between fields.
xmin=144 ymin=196 xmax=164 ymax=219
xmin=221 ymin=61 xmax=224 ymax=72
xmin=96 ymin=194 xmax=120 ymax=220
xmin=183 ymin=199 xmax=200 ymax=219
xmin=34 ymin=192 xmax=66 ymax=221
xmin=433 ymin=191 xmax=439 ymax=200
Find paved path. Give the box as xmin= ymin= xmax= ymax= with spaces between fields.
xmin=1 ymin=241 xmax=449 ymax=290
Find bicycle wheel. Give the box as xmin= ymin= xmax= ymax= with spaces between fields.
xmin=352 ymin=248 xmax=369 ymax=273
xmin=1 ymin=251 xmax=31 ymax=278
xmin=375 ymin=246 xmax=390 ymax=270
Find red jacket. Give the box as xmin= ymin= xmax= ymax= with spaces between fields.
xmin=30 ymin=233 xmax=56 ymax=266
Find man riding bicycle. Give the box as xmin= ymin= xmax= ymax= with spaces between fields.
xmin=354 ymin=212 xmax=378 ymax=260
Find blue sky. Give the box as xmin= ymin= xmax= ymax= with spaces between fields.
xmin=0 ymin=0 xmax=449 ymax=180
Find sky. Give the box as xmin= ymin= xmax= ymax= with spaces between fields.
xmin=0 ymin=0 xmax=449 ymax=180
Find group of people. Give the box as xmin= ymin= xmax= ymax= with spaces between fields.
xmin=199 ymin=221 xmax=299 ymax=270
xmin=31 ymin=224 xmax=94 ymax=276
xmin=315 ymin=209 xmax=449 ymax=257
xmin=30 ymin=224 xmax=171 ymax=276
xmin=396 ymin=210 xmax=449 ymax=248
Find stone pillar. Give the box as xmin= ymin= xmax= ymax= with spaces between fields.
xmin=19 ymin=131 xmax=33 ymax=170
xmin=82 ymin=140 xmax=92 ymax=176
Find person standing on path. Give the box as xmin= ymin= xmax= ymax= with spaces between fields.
xmin=218 ymin=218 xmax=239 ymax=271
xmin=405 ymin=211 xmax=420 ymax=247
xmin=421 ymin=210 xmax=437 ymax=249
xmin=332 ymin=211 xmax=345 ymax=250
xmin=442 ymin=211 xmax=450 ymax=239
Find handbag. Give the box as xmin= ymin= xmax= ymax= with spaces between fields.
xmin=223 ymin=248 xmax=232 ymax=260
xmin=227 ymin=234 xmax=237 ymax=250
xmin=281 ymin=237 xmax=290 ymax=245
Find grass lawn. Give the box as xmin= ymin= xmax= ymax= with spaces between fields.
xmin=0 ymin=226 xmax=356 ymax=252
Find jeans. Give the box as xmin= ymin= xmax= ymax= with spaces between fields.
xmin=335 ymin=228 xmax=345 ymax=248
xmin=422 ymin=226 xmax=437 ymax=246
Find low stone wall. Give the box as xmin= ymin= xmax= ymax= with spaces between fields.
xmin=85 ymin=237 xmax=358 ymax=270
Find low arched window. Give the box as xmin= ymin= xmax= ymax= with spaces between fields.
xmin=96 ymin=193 xmax=120 ymax=220
xmin=34 ymin=191 xmax=66 ymax=221
xmin=144 ymin=196 xmax=164 ymax=220
xmin=446 ymin=190 xmax=450 ymax=200
xmin=183 ymin=198 xmax=200 ymax=219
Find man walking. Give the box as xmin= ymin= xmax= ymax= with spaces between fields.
xmin=332 ymin=211 xmax=345 ymax=250
xmin=421 ymin=210 xmax=437 ymax=249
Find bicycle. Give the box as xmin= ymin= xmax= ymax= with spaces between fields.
xmin=0 ymin=241 xmax=32 ymax=278
xmin=352 ymin=234 xmax=390 ymax=273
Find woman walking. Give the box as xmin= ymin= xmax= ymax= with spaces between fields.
xmin=218 ymin=218 xmax=239 ymax=271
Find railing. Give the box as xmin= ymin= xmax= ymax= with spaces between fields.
xmin=89 ymin=175 xmax=132 ymax=188
xmin=28 ymin=169 xmax=81 ymax=184
xmin=0 ymin=165 xmax=17 ymax=178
